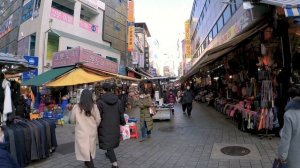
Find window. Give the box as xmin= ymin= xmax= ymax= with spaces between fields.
xmin=30 ymin=34 xmax=36 ymax=56
xmin=231 ymin=0 xmax=237 ymax=14
xmin=204 ymin=2 xmax=207 ymax=11
xmin=217 ymin=16 xmax=224 ymax=32
xmin=235 ymin=0 xmax=243 ymax=8
xmin=51 ymin=1 xmax=74 ymax=15
xmin=200 ymin=12 xmax=204 ymax=21
xmin=212 ymin=24 xmax=218 ymax=38
xmin=67 ymin=46 xmax=72 ymax=50
xmin=206 ymin=36 xmax=209 ymax=46
xmin=209 ymin=31 xmax=213 ymax=43
xmin=223 ymin=5 xmax=231 ymax=24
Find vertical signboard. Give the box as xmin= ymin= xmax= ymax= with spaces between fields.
xmin=184 ymin=20 xmax=191 ymax=58
xmin=128 ymin=0 xmax=135 ymax=52
xmin=22 ymin=56 xmax=39 ymax=82
xmin=144 ymin=46 xmax=149 ymax=71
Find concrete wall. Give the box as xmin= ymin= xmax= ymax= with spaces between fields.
xmin=18 ymin=0 xmax=120 ymax=73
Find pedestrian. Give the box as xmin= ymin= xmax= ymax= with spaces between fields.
xmin=119 ymin=90 xmax=128 ymax=113
xmin=97 ymin=83 xmax=125 ymax=168
xmin=176 ymin=89 xmax=182 ymax=103
xmin=167 ymin=89 xmax=176 ymax=104
xmin=137 ymin=84 xmax=153 ymax=142
xmin=182 ymin=86 xmax=194 ymax=117
xmin=278 ymin=86 xmax=300 ymax=168
xmin=70 ymin=89 xmax=101 ymax=168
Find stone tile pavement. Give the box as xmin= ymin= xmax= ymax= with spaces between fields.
xmin=27 ymin=102 xmax=280 ymax=168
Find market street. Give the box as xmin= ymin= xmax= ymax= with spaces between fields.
xmin=27 ymin=102 xmax=279 ymax=168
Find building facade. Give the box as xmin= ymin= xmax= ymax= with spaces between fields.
xmin=0 ymin=0 xmax=23 ymax=55
xmin=189 ymin=0 xmax=268 ymax=67
xmin=17 ymin=0 xmax=120 ymax=74
xmin=100 ymin=0 xmax=128 ymax=75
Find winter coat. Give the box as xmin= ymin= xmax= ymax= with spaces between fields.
xmin=137 ymin=94 xmax=153 ymax=131
xmin=278 ymin=97 xmax=300 ymax=168
xmin=167 ymin=92 xmax=176 ymax=104
xmin=97 ymin=92 xmax=123 ymax=150
xmin=182 ymin=90 xmax=194 ymax=104
xmin=119 ymin=93 xmax=128 ymax=112
xmin=0 ymin=142 xmax=20 ymax=168
xmin=71 ymin=104 xmax=101 ymax=161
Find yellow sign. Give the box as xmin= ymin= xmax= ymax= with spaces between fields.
xmin=128 ymin=0 xmax=135 ymax=51
xmin=128 ymin=25 xmax=135 ymax=52
xmin=185 ymin=20 xmax=191 ymax=58
xmin=128 ymin=0 xmax=134 ymax=22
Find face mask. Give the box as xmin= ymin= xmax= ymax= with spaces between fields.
xmin=122 ymin=91 xmax=125 ymax=94
xmin=187 ymin=87 xmax=190 ymax=90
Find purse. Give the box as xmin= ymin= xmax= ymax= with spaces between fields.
xmin=273 ymin=159 xmax=288 ymax=168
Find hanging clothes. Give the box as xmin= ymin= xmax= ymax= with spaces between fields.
xmin=2 ymin=79 xmax=12 ymax=122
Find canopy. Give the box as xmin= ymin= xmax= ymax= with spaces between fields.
xmin=46 ymin=68 xmax=112 ymax=87
xmin=22 ymin=66 xmax=74 ymax=86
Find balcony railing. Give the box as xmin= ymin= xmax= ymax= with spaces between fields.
xmin=50 ymin=7 xmax=74 ymax=24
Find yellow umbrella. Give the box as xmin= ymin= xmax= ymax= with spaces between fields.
xmin=46 ymin=68 xmax=112 ymax=87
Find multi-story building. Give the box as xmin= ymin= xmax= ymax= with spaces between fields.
xmin=100 ymin=0 xmax=128 ymax=75
xmin=188 ymin=0 xmax=269 ymax=70
xmin=17 ymin=0 xmax=120 ymax=74
xmin=134 ymin=22 xmax=151 ymax=72
xmin=0 ymin=0 xmax=23 ymax=55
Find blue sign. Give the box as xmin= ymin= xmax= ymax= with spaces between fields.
xmin=22 ymin=69 xmax=38 ymax=82
xmin=24 ymin=56 xmax=38 ymax=66
xmin=91 ymin=25 xmax=97 ymax=32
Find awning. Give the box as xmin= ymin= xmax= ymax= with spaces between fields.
xmin=183 ymin=22 xmax=268 ymax=80
xmin=46 ymin=68 xmax=112 ymax=87
xmin=284 ymin=5 xmax=300 ymax=17
xmin=126 ymin=67 xmax=148 ymax=78
xmin=116 ymin=75 xmax=140 ymax=81
xmin=260 ymin=0 xmax=299 ymax=7
xmin=22 ymin=66 xmax=74 ymax=86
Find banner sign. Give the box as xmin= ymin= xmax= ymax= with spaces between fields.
xmin=0 ymin=15 xmax=13 ymax=39
xmin=80 ymin=19 xmax=99 ymax=33
xmin=24 ymin=56 xmax=38 ymax=66
xmin=52 ymin=47 xmax=118 ymax=73
xmin=23 ymin=56 xmax=38 ymax=82
xmin=128 ymin=0 xmax=135 ymax=52
xmin=184 ymin=20 xmax=191 ymax=58
xmin=128 ymin=25 xmax=135 ymax=52
xmin=50 ymin=8 xmax=74 ymax=24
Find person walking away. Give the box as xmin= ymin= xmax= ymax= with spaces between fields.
xmin=97 ymin=83 xmax=125 ymax=168
xmin=278 ymin=86 xmax=300 ymax=168
xmin=182 ymin=86 xmax=194 ymax=117
xmin=119 ymin=90 xmax=128 ymax=113
xmin=70 ymin=89 xmax=101 ymax=168
xmin=137 ymin=87 xmax=153 ymax=142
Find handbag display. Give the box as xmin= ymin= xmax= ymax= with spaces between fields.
xmin=272 ymin=159 xmax=288 ymax=168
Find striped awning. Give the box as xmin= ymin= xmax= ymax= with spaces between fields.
xmin=284 ymin=5 xmax=300 ymax=17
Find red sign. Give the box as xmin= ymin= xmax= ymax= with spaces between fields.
xmin=50 ymin=8 xmax=74 ymax=24
xmin=52 ymin=47 xmax=118 ymax=73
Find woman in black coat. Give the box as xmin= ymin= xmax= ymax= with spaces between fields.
xmin=97 ymin=83 xmax=125 ymax=168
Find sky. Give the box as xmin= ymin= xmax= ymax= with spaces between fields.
xmin=134 ymin=0 xmax=194 ymax=75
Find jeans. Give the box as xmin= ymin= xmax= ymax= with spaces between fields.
xmin=106 ymin=149 xmax=117 ymax=163
xmin=182 ymin=103 xmax=186 ymax=112
xmin=140 ymin=121 xmax=147 ymax=139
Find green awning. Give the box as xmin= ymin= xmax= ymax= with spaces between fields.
xmin=22 ymin=66 xmax=74 ymax=86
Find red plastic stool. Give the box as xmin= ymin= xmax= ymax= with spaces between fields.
xmin=129 ymin=124 xmax=139 ymax=139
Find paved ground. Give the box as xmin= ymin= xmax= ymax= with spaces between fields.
xmin=27 ymin=102 xmax=279 ymax=168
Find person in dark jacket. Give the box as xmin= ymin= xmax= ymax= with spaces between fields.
xmin=97 ymin=83 xmax=125 ymax=168
xmin=118 ymin=90 xmax=128 ymax=113
xmin=0 ymin=127 xmax=20 ymax=168
xmin=182 ymin=86 xmax=194 ymax=117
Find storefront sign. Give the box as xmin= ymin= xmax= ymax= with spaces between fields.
xmin=128 ymin=0 xmax=134 ymax=22
xmin=79 ymin=19 xmax=99 ymax=33
xmin=0 ymin=15 xmax=13 ymax=39
xmin=52 ymin=47 xmax=118 ymax=73
xmin=23 ymin=55 xmax=38 ymax=82
xmin=50 ymin=8 xmax=74 ymax=24
xmin=128 ymin=25 xmax=135 ymax=52
xmin=132 ymin=50 xmax=139 ymax=64
xmin=185 ymin=20 xmax=191 ymax=58
xmin=24 ymin=56 xmax=38 ymax=66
